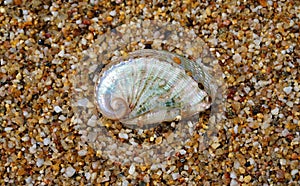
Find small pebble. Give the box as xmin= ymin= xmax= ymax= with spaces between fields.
xmin=286 ymin=101 xmax=294 ymax=107
xmin=4 ymin=127 xmax=13 ymax=132
xmin=128 ymin=164 xmax=135 ymax=175
xmin=232 ymin=54 xmax=242 ymax=63
xmin=238 ymin=167 xmax=245 ymax=174
xmin=58 ymin=115 xmax=66 ymax=121
xmin=271 ymin=107 xmax=279 ymax=115
xmin=179 ymin=149 xmax=186 ymax=155
xmin=211 ymin=142 xmax=220 ymax=149
xmin=281 ymin=129 xmax=289 ymax=137
xmin=280 ymin=159 xmax=286 ymax=166
xmin=234 ymin=125 xmax=238 ymax=134
xmin=109 ymin=10 xmax=116 ymax=17
xmin=43 ymin=138 xmax=51 ymax=146
xmin=36 ymin=158 xmax=44 ymax=167
xmin=118 ymin=133 xmax=128 ymax=139
xmin=283 ymin=86 xmax=292 ymax=94
xmin=4 ymin=0 xmax=13 ymax=5
xmin=25 ymin=177 xmax=32 ymax=184
xmin=54 ymin=106 xmax=63 ymax=113
xmin=122 ymin=180 xmax=129 ymax=186
xmin=85 ymin=172 xmax=91 ymax=180
xmin=244 ymin=175 xmax=252 ymax=183
xmin=230 ymin=179 xmax=239 ymax=186
xmin=21 ymin=136 xmax=29 ymax=142
xmin=172 ymin=172 xmax=180 ymax=180
xmin=78 ymin=150 xmax=87 ymax=156
xmin=87 ymin=115 xmax=97 ymax=127
xmin=291 ymin=169 xmax=299 ymax=177
xmin=230 ymin=171 xmax=237 ymax=179
xmin=77 ymin=98 xmax=89 ymax=107
xmin=65 ymin=166 xmax=76 ymax=177
xmin=81 ymin=38 xmax=87 ymax=45
xmin=104 ymin=170 xmax=111 ymax=177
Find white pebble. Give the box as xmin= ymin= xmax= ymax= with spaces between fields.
xmin=233 ymin=160 xmax=240 ymax=169
xmin=0 ymin=7 xmax=5 ymax=13
xmin=23 ymin=111 xmax=29 ymax=117
xmin=92 ymin=162 xmax=99 ymax=169
xmin=253 ymin=141 xmax=260 ymax=147
xmin=118 ymin=132 xmax=128 ymax=139
xmin=234 ymin=125 xmax=238 ymax=134
xmin=184 ymin=165 xmax=189 ymax=170
xmin=168 ymin=166 xmax=176 ymax=173
xmin=0 ymin=59 xmax=6 ymax=65
xmin=29 ymin=144 xmax=37 ymax=154
xmin=128 ymin=164 xmax=135 ymax=175
xmin=78 ymin=150 xmax=87 ymax=156
xmin=122 ymin=180 xmax=129 ymax=186
xmin=280 ymin=159 xmax=286 ymax=165
xmin=85 ymin=172 xmax=91 ymax=180
xmin=4 ymin=0 xmax=13 ymax=5
xmin=293 ymin=119 xmax=298 ymax=124
xmin=25 ymin=177 xmax=32 ymax=184
xmin=230 ymin=171 xmax=237 ymax=179
xmin=133 ymin=157 xmax=143 ymax=163
xmin=281 ymin=129 xmax=289 ymax=137
xmin=77 ymin=98 xmax=89 ymax=107
xmin=150 ymin=164 xmax=158 ymax=170
xmin=230 ymin=179 xmax=239 ymax=186
xmin=253 ymin=39 xmax=261 ymax=46
xmin=291 ymin=169 xmax=299 ymax=176
xmin=58 ymin=50 xmax=65 ymax=57
xmin=58 ymin=115 xmax=66 ymax=121
xmin=171 ymin=172 xmax=180 ymax=180
xmin=104 ymin=170 xmax=111 ymax=177
xmin=4 ymin=127 xmax=13 ymax=132
xmin=87 ymin=132 xmax=97 ymax=142
xmin=91 ymin=172 xmax=97 ymax=181
xmin=57 ymin=22 xmax=63 ymax=28
xmin=232 ymin=54 xmax=242 ymax=63
xmin=249 ymin=158 xmax=255 ymax=165
xmin=129 ymin=138 xmax=138 ymax=146
xmin=171 ymin=122 xmax=176 ymax=128
xmin=36 ymin=158 xmax=44 ymax=167
xmin=43 ymin=137 xmax=51 ymax=145
xmin=109 ymin=10 xmax=116 ymax=16
xmin=143 ymin=174 xmax=150 ymax=183
xmin=286 ymin=101 xmax=293 ymax=107
xmin=65 ymin=166 xmax=76 ymax=177
xmin=271 ymin=107 xmax=279 ymax=115
xmin=54 ymin=106 xmax=62 ymax=113
xmin=21 ymin=136 xmax=30 ymax=142
xmin=81 ymin=38 xmax=87 ymax=45
xmin=75 ymin=19 xmax=82 ymax=24
xmin=283 ymin=86 xmax=292 ymax=94
xmin=179 ymin=149 xmax=186 ymax=155
xmin=87 ymin=115 xmax=97 ymax=127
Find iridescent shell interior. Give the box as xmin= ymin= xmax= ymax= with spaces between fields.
xmin=95 ymin=49 xmax=213 ymax=128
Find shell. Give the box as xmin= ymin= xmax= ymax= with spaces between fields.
xmin=95 ymin=49 xmax=212 ymax=127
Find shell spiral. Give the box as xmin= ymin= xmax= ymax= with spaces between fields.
xmin=95 ymin=49 xmax=212 ymax=127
